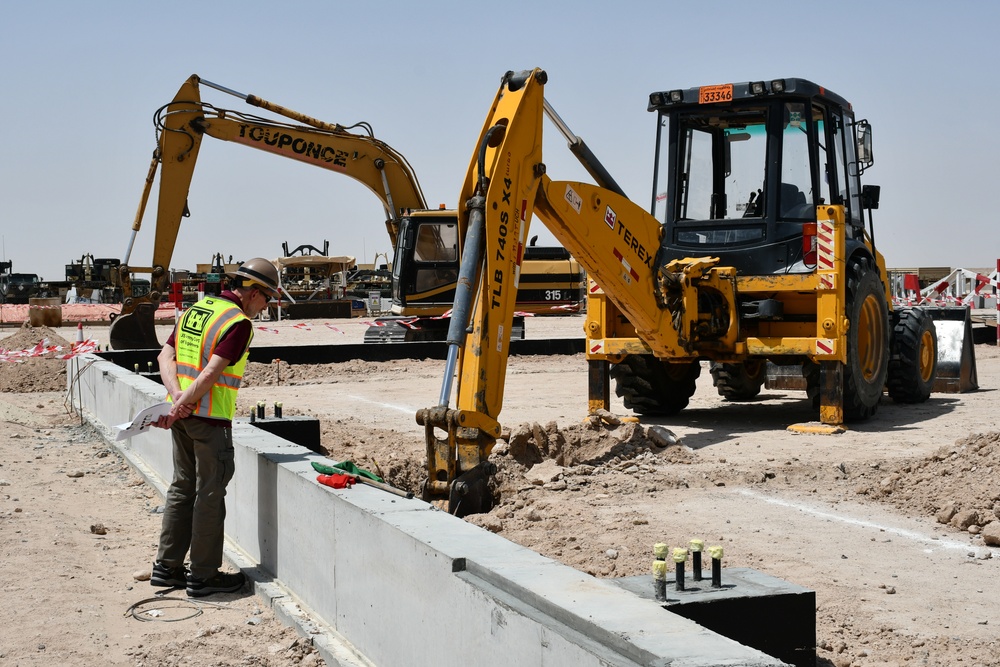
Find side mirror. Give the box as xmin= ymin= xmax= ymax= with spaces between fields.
xmin=856 ymin=119 xmax=874 ymax=172
xmin=861 ymin=184 xmax=880 ymax=210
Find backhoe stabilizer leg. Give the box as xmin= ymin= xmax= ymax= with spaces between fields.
xmin=818 ymin=360 xmax=844 ymax=425
xmin=588 ymin=359 xmax=611 ymax=414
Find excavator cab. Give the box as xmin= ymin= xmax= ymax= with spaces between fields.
xmin=391 ymin=211 xmax=460 ymax=311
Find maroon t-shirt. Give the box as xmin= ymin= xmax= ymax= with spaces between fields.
xmin=165 ymin=291 xmax=253 ymax=426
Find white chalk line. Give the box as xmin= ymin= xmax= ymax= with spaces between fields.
xmin=736 ymin=488 xmax=995 ymax=555
xmin=345 ymin=394 xmax=416 ymax=415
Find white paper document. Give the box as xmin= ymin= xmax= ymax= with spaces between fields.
xmin=115 ymin=402 xmax=172 ymax=440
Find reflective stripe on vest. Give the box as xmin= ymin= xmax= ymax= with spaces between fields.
xmin=173 ymin=297 xmax=253 ymax=421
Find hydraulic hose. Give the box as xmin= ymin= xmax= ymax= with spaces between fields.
xmin=438 ymin=197 xmax=485 ymax=407
xmin=436 ymin=124 xmax=505 ymax=407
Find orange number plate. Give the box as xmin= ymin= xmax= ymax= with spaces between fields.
xmin=699 ymin=84 xmax=733 ymax=104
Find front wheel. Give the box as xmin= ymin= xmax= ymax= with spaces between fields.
xmin=843 ymin=257 xmax=890 ymax=422
xmin=710 ymin=360 xmax=766 ymax=400
xmin=887 ymin=308 xmax=936 ymax=403
xmin=611 ymin=355 xmax=701 ymax=416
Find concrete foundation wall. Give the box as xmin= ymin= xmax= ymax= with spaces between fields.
xmin=70 ymin=354 xmax=786 ymax=667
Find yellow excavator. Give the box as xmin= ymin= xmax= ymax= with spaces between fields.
xmin=108 ymin=75 xmax=585 ymax=349
xmin=418 ymin=69 xmax=976 ymax=516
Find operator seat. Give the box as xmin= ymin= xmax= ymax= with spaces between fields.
xmin=779 ymin=183 xmax=814 ymax=219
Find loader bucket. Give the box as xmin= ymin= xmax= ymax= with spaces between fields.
xmin=923 ymin=306 xmax=979 ymax=393
xmin=764 ymin=363 xmax=808 ymax=391
xmin=108 ymin=303 xmax=161 ymax=350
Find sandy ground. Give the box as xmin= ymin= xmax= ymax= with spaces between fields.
xmin=0 ymin=324 xmax=326 ymax=666
xmin=3 ymin=314 xmax=1000 ymax=667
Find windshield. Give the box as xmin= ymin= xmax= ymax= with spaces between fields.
xmin=675 ymin=107 xmax=768 ymax=222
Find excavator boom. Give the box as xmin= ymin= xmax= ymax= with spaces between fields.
xmin=109 ymin=74 xmax=428 ymax=349
xmin=109 ymin=76 xmax=205 ymax=350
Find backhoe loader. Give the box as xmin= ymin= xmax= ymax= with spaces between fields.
xmin=418 ymin=69 xmax=974 ymax=516
xmin=108 ymin=75 xmax=584 ymax=349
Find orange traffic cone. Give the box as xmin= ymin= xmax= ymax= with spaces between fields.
xmin=76 ymin=322 xmax=84 ymax=343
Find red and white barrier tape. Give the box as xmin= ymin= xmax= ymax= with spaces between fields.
xmin=0 ymin=338 xmax=99 ymax=363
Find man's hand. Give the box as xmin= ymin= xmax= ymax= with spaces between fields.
xmin=152 ymin=390 xmax=193 ymax=429
xmin=152 ymin=352 xmax=231 ymax=429
xmin=152 ymin=402 xmax=193 ymax=429
xmin=167 ymin=392 xmax=194 ymax=422
xmin=152 ymin=414 xmax=174 ymax=429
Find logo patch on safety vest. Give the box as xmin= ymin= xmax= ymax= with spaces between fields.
xmin=181 ymin=306 xmax=215 ymax=336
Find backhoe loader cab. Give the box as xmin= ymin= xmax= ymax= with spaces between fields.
xmin=648 ymin=78 xmax=872 ymax=276
xmin=591 ymin=77 xmax=950 ymax=426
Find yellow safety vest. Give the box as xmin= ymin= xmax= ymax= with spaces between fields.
xmin=172 ymin=297 xmax=253 ymax=421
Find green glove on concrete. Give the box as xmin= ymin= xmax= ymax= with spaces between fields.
xmin=311 ymin=460 xmax=382 ymax=482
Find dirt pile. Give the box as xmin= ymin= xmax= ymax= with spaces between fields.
xmin=498 ymin=417 xmax=693 ymax=469
xmin=292 ymin=413 xmax=699 ymax=512
xmin=463 ymin=419 xmax=695 ymax=531
xmin=0 ymin=323 xmax=75 ymax=392
xmin=852 ymin=430 xmax=1000 ymax=542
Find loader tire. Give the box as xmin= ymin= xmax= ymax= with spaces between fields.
xmin=709 ymin=360 xmax=767 ymax=401
xmin=887 ymin=308 xmax=936 ymax=403
xmin=843 ymin=257 xmax=890 ymax=422
xmin=610 ymin=355 xmax=701 ymax=416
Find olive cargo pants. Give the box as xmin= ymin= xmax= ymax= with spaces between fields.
xmin=155 ymin=418 xmax=235 ymax=580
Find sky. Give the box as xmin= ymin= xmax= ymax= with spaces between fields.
xmin=1 ymin=0 xmax=997 ymax=281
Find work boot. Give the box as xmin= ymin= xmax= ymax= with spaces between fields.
xmin=186 ymin=570 xmax=246 ymax=597
xmin=150 ymin=561 xmax=188 ymax=588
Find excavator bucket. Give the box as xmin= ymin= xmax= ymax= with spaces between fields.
xmin=108 ymin=304 xmax=161 ymax=350
xmin=923 ymin=306 xmax=979 ymax=393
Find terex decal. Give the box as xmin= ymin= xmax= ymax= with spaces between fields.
xmin=235 ymin=124 xmax=349 ymax=170
xmin=614 ymin=219 xmax=655 ymax=270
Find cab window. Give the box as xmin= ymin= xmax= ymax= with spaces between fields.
xmin=412 ymin=222 xmax=458 ymax=294
xmin=671 ymin=107 xmax=768 ymax=222
xmin=779 ymin=103 xmax=813 ymax=220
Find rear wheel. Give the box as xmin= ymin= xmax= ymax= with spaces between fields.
xmin=611 ymin=355 xmax=701 ymax=416
xmin=843 ymin=257 xmax=890 ymax=421
xmin=887 ymin=308 xmax=936 ymax=403
xmin=710 ymin=360 xmax=766 ymax=400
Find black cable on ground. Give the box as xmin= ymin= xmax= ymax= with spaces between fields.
xmin=124 ymin=590 xmax=233 ymax=623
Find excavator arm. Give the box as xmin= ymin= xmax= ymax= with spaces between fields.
xmin=416 ymin=69 xmax=705 ymax=515
xmin=109 ymin=74 xmax=427 ymax=349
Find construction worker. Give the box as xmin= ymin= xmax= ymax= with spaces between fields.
xmin=149 ymin=258 xmax=280 ymax=596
